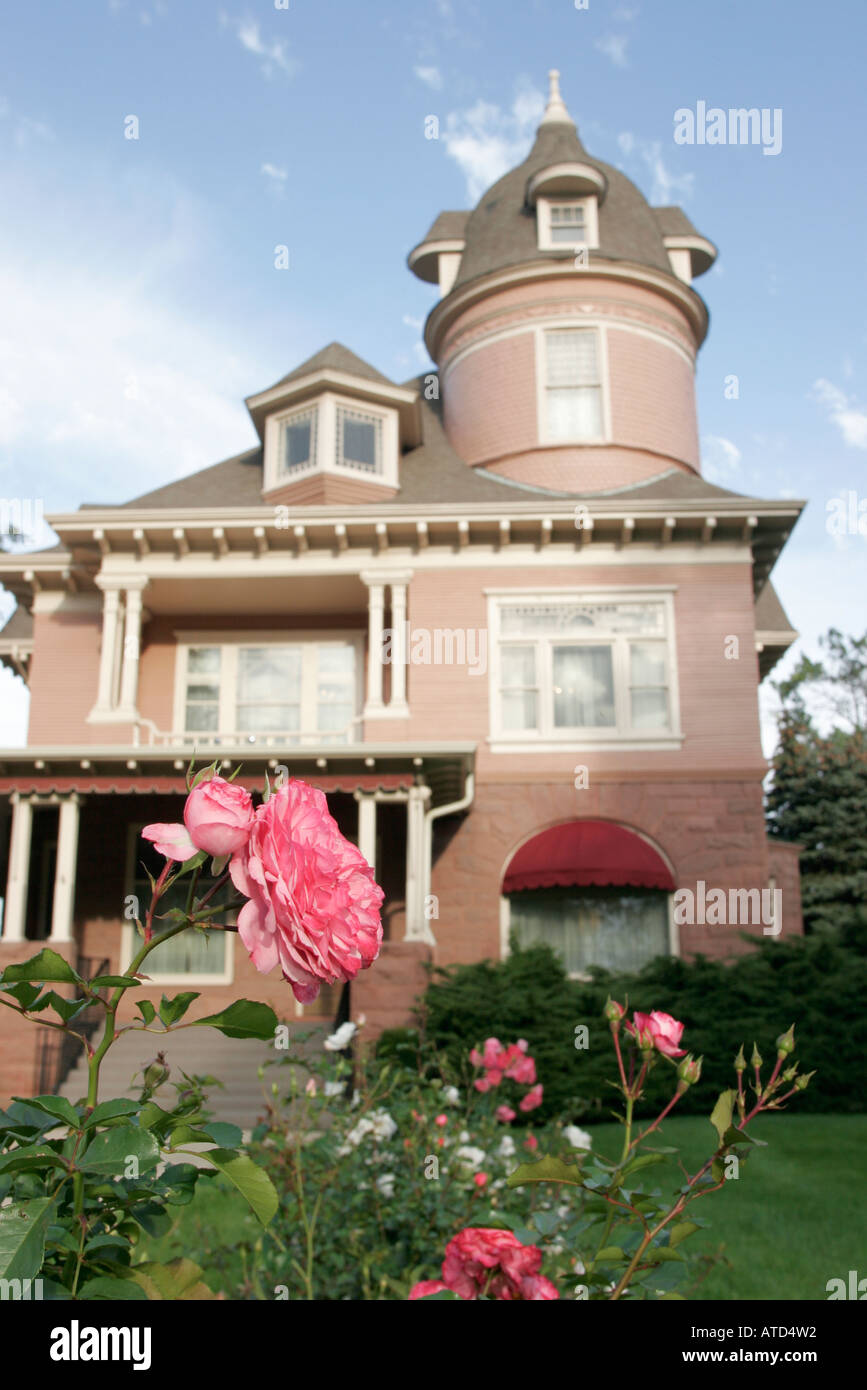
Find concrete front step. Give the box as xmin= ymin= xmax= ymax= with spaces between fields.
xmin=57 ymin=1025 xmax=328 ymax=1128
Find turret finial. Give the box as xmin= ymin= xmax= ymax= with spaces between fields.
xmin=539 ymin=68 xmax=574 ymax=127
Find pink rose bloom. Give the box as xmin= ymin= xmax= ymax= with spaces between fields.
xmin=229 ymin=779 xmax=384 ymax=1003
xmin=184 ymin=776 xmax=254 ymax=858
xmin=505 ymin=1053 xmax=537 ymax=1085
xmin=626 ymin=1010 xmax=686 ymax=1058
xmin=434 ymin=1114 xmax=448 ymax=1127
xmin=473 ymin=1076 xmax=492 ymax=1093
xmin=519 ymin=1084 xmax=543 ymax=1113
xmin=496 ymin=1105 xmax=516 ymax=1123
xmin=438 ymin=1228 xmax=560 ymax=1301
xmin=474 ymin=1172 xmax=488 ymax=1188
xmin=470 ymin=1038 xmax=505 ymax=1071
xmin=524 ymin=1134 xmax=538 ymax=1151
xmin=409 ymin=1280 xmax=450 ymax=1300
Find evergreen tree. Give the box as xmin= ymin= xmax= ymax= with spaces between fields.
xmin=766 ymin=628 xmax=867 ymax=945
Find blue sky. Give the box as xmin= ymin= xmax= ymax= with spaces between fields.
xmin=1 ymin=0 xmax=865 ymax=750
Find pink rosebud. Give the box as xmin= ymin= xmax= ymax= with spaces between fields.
xmin=434 ymin=1114 xmax=448 ymax=1127
xmin=141 ymin=822 xmax=198 ymax=862
xmin=518 ymin=1084 xmax=543 ymax=1113
xmin=524 ymin=1134 xmax=538 ymax=1151
xmin=474 ymin=1076 xmax=492 ymax=1093
xmin=474 ymin=1172 xmax=488 ymax=1188
xmin=485 ymin=1069 xmax=503 ymax=1089
xmin=305 ymin=1077 xmax=317 ymax=1097
xmin=626 ymin=1010 xmax=686 ymax=1058
xmin=184 ymin=775 xmax=254 ymax=858
xmin=412 ymin=1109 xmax=425 ymax=1122
xmin=495 ymin=1105 xmax=516 ymax=1123
xmin=230 ymin=780 xmax=384 ymax=1003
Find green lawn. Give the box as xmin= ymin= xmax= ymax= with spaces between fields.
xmin=142 ymin=1113 xmax=866 ymax=1300
xmin=583 ymin=1112 xmax=867 ymax=1300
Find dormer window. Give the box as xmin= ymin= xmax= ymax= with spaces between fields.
xmin=549 ymin=203 xmax=586 ymax=244
xmin=537 ymin=195 xmax=599 ymax=252
xmin=263 ymin=392 xmax=401 ymax=493
xmin=336 ymin=405 xmax=382 ymax=474
xmin=281 ymin=407 xmax=317 ymax=475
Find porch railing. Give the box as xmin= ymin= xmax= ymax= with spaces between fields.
xmin=131 ymin=716 xmax=364 ymax=750
xmin=33 ymin=956 xmax=110 ymax=1097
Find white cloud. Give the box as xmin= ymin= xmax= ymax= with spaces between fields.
xmin=595 ymin=34 xmax=629 ymax=68
xmin=442 ymin=81 xmax=544 ymax=202
xmin=0 ymin=100 xmax=55 ymax=150
xmin=260 ymin=161 xmax=288 ymax=189
xmin=810 ymin=378 xmax=867 ymax=450
xmin=0 ymin=248 xmax=260 ymax=501
xmin=227 ymin=17 xmax=297 ymax=79
xmin=414 ymin=65 xmax=442 ymax=91
xmin=617 ymin=132 xmax=694 ymax=203
xmin=402 ymin=313 xmax=423 ymax=330
xmin=701 ymin=434 xmax=742 ymax=483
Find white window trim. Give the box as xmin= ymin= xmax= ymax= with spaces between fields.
xmin=485 ymin=586 xmax=683 ymax=752
xmin=536 ymin=324 xmax=611 ymax=446
xmin=537 ymin=195 xmax=600 ymax=252
xmin=171 ymin=628 xmax=365 ymax=744
xmin=123 ymin=823 xmax=235 ymax=986
xmin=263 ymin=391 xmax=399 ymax=492
xmin=499 ymin=890 xmax=680 ymax=977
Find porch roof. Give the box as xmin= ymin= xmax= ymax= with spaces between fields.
xmin=0 ymin=742 xmax=476 ymax=811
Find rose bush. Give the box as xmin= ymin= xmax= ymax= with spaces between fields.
xmin=0 ymin=763 xmax=383 ymax=1301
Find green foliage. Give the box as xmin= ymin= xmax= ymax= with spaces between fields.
xmin=0 ymin=842 xmax=280 ymax=1301
xmin=410 ymin=938 xmax=865 ymax=1118
xmin=767 ymin=626 xmax=867 ymax=947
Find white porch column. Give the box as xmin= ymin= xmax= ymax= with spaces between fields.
xmin=3 ymin=794 xmax=33 ymax=942
xmin=404 ymin=784 xmax=432 ymax=942
xmin=90 ymin=584 xmax=123 ymax=718
xmin=117 ymin=581 xmax=148 ymax=718
xmin=361 ymin=573 xmax=386 ymax=715
xmin=355 ymin=792 xmax=377 ymax=874
xmin=388 ymin=573 xmax=411 ymax=716
xmin=50 ymin=795 xmax=81 ymax=943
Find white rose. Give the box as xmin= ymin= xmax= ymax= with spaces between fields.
xmin=324 ymin=1021 xmax=358 ymax=1052
xmin=563 ymin=1125 xmax=592 ymax=1150
xmin=455 ymin=1145 xmax=487 ymax=1170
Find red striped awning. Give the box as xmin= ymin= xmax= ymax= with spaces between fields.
xmin=503 ymin=820 xmax=675 ymax=893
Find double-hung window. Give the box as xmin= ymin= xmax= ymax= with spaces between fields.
xmin=549 ymin=203 xmax=586 ymax=245
xmin=491 ymin=593 xmax=679 ymax=746
xmin=176 ymin=636 xmax=361 ymax=745
xmin=543 ymin=328 xmax=604 ymax=442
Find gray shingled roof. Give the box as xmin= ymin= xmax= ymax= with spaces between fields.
xmin=420 ymin=211 xmax=470 ymax=243
xmin=0 ymin=606 xmax=33 ymax=642
xmin=119 ymin=447 xmax=265 ymax=509
xmin=113 ymin=376 xmax=749 ymax=511
xmin=267 ymin=342 xmax=395 ymax=393
xmin=453 ymin=119 xmax=683 ymax=290
xmin=651 ymin=206 xmax=700 ymax=239
xmin=755 ymin=583 xmax=796 ymax=633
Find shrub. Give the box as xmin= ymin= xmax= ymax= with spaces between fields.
xmin=396 ymin=934 xmax=867 ymax=1120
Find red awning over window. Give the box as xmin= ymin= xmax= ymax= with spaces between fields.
xmin=503 ymin=820 xmax=675 ymax=894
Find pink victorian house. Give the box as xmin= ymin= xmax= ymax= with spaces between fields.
xmin=0 ymin=72 xmax=803 ymax=1104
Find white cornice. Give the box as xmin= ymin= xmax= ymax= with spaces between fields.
xmin=427 ymin=259 xmax=710 ymax=358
